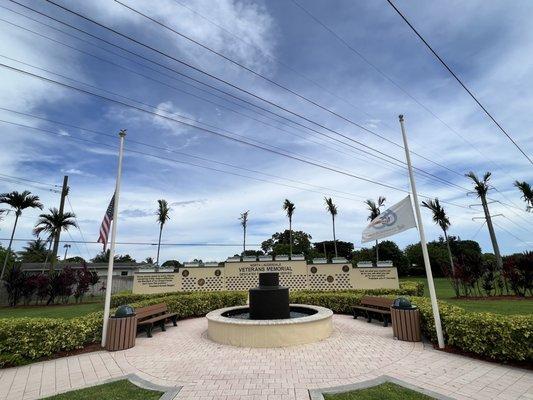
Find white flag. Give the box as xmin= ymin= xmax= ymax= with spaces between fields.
xmin=361 ymin=195 xmax=417 ymax=243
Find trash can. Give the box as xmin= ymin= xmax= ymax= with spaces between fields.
xmin=105 ymin=305 xmax=137 ymax=351
xmin=391 ymin=297 xmax=421 ymax=342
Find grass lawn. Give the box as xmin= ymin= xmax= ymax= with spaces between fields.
xmin=0 ymin=301 xmax=102 ymax=319
xmin=324 ymin=382 xmax=433 ymax=399
xmin=42 ymin=380 xmax=162 ymax=400
xmin=402 ymin=276 xmax=533 ymax=315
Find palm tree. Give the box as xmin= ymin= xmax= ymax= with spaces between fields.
xmin=155 ymin=199 xmax=171 ymax=267
xmin=0 ymin=191 xmax=43 ymax=280
xmin=19 ymin=238 xmax=50 ymax=263
xmin=466 ymin=171 xmax=502 ymax=271
xmin=514 ymin=181 xmax=533 ymax=212
xmin=324 ymin=197 xmax=338 ymax=258
xmin=239 ymin=211 xmax=249 ymax=255
xmin=364 ymin=196 xmax=386 ymax=263
xmin=421 ymin=198 xmax=459 ymax=297
xmin=33 ymin=207 xmax=77 ymax=272
xmin=283 ymin=199 xmax=296 ymax=258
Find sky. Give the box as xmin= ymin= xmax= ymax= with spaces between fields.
xmin=0 ymin=0 xmax=532 ymax=263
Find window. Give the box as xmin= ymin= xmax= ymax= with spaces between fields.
xmin=121 ymin=271 xmax=128 ymax=276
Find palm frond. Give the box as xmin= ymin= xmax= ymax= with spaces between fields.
xmin=283 ymin=199 xmax=295 ymax=218
xmin=421 ymin=198 xmax=450 ymax=232
xmin=156 ymin=199 xmax=171 ymax=226
xmin=324 ymin=197 xmax=337 ymax=216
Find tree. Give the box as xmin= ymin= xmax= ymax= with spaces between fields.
xmin=514 ymin=181 xmax=533 ymax=212
xmin=352 ymin=240 xmax=409 ymax=276
xmin=91 ymin=250 xmax=136 ymax=263
xmin=18 ymin=238 xmax=51 ymax=263
xmin=33 ymin=208 xmax=77 ymax=273
xmin=421 ymin=198 xmax=459 ymax=297
xmin=405 ymin=241 xmax=450 ymax=278
xmin=283 ymin=199 xmax=295 ymax=258
xmin=161 ymin=259 xmax=183 ymax=269
xmin=239 ymin=211 xmax=249 ymax=255
xmin=466 ymin=171 xmax=502 ymax=271
xmin=364 ymin=196 xmax=386 ymax=263
xmin=261 ymin=230 xmax=313 ymax=258
xmin=0 ymin=191 xmax=43 ymax=280
xmin=155 ymin=199 xmax=171 ymax=267
xmin=324 ymin=197 xmax=338 ymax=258
xmin=313 ymin=241 xmax=353 ymax=260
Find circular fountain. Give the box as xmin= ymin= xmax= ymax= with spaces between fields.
xmin=206 ymin=272 xmax=333 ymax=347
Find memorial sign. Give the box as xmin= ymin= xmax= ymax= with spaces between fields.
xmin=132 ymin=261 xmax=400 ymax=294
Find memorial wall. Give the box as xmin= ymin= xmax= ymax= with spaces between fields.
xmin=132 ymin=260 xmax=399 ymax=294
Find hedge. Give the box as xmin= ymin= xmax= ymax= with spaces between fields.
xmin=0 ymin=291 xmax=247 ymax=368
xmin=3 ymin=281 xmax=529 ymax=367
xmin=411 ymin=296 xmax=532 ymax=363
xmin=109 ymin=281 xmax=424 ymax=308
xmin=290 ymin=291 xmax=532 ymax=363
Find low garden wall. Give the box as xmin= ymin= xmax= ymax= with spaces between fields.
xmin=1 ymin=281 xmax=531 ymax=368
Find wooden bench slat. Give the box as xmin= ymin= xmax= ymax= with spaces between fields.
xmin=134 ymin=303 xmax=178 ymax=338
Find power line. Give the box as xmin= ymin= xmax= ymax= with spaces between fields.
xmin=386 ymin=0 xmax=533 ymax=165
xmin=8 ymin=50 xmax=476 ymax=193
xmin=0 ymin=45 xmax=470 ymax=195
xmin=0 ymin=173 xmax=60 ymax=188
xmin=1 ymin=62 xmax=475 ymax=201
xmin=0 ymin=8 xmax=370 ymax=163
xmin=116 ymin=0 xmax=472 ymax=180
xmin=0 ymin=116 xmax=476 ymax=213
xmin=493 ymin=221 xmax=530 ymax=247
xmin=0 ymin=119 xmax=369 ymax=203
xmin=0 ymin=175 xmax=61 ymax=194
xmin=33 ymin=0 xmax=468 ymax=180
xmin=0 ymin=237 xmax=261 ymax=247
xmin=66 ymin=195 xmax=92 ymax=260
xmin=0 ymin=10 xmax=416 ymax=176
xmin=171 ymin=0 xmax=399 ymax=136
xmin=0 ymin=113 xmax=372 ymax=201
xmin=290 ymin=0 xmax=527 ymax=202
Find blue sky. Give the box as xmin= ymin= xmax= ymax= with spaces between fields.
xmin=0 ymin=0 xmax=532 ymax=263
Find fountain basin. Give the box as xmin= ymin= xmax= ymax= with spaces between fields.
xmin=206 ymin=304 xmax=333 ymax=348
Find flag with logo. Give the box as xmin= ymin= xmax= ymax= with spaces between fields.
xmin=361 ymin=195 xmax=417 ymax=243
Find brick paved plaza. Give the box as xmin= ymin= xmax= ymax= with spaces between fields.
xmin=1 ymin=315 xmax=531 ymax=400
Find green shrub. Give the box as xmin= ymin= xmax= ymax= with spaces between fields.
xmin=293 ymin=290 xmax=532 ymax=363
xmin=0 ymin=313 xmax=102 ymax=368
xmin=0 ymin=291 xmax=246 ymax=368
xmin=409 ymin=296 xmax=532 ymax=362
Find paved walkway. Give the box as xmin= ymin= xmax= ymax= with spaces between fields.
xmin=1 ymin=315 xmax=531 ymax=399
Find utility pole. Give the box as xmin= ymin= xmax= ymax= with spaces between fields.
xmin=63 ymin=243 xmax=71 ymax=260
xmin=50 ymin=175 xmax=68 ymax=272
xmin=481 ymin=196 xmax=503 ymax=271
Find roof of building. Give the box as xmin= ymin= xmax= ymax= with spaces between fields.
xmin=20 ymin=262 xmax=150 ymax=271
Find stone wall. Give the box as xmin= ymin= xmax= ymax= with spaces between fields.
xmin=133 ymin=260 xmax=399 ymax=294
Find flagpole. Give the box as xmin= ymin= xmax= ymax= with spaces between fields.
xmin=101 ymin=129 xmax=127 ymax=347
xmin=398 ymin=115 xmax=445 ymax=349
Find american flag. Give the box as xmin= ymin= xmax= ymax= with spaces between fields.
xmin=97 ymin=194 xmax=115 ymax=251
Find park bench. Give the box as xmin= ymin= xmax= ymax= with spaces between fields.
xmin=136 ymin=303 xmax=178 ymax=338
xmin=353 ymin=296 xmax=393 ymax=327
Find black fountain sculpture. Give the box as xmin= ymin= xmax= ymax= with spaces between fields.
xmin=221 ymin=272 xmax=317 ymax=320
xmin=249 ymin=272 xmax=290 ymax=319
